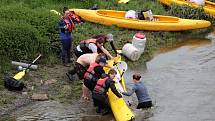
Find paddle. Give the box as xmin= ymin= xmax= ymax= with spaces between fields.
xmin=113 ymin=61 xmax=128 ymax=93
xmin=13 ymin=54 xmax=42 ymax=80
xmin=4 ymin=54 xmax=42 ymax=91
xmin=107 ymin=33 xmax=119 ymax=55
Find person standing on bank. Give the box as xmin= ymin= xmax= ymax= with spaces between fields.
xmin=122 ymin=73 xmax=152 ymax=109
xmin=58 ymin=7 xmax=74 ymax=67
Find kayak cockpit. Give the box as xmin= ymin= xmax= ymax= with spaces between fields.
xmin=97 ymin=10 xmax=180 ymax=23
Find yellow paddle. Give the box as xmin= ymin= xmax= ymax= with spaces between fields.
xmin=13 ymin=54 xmax=42 ymax=80
xmin=118 ymin=0 xmax=130 ymax=3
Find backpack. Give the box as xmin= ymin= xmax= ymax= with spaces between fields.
xmin=137 ymin=11 xmax=145 ymax=20
xmin=4 ymin=77 xmax=26 ymax=91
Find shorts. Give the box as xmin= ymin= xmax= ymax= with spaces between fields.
xmin=83 ymin=79 xmax=97 ymax=91
xmin=75 ymin=62 xmax=86 ymax=80
xmin=137 ymin=101 xmax=152 ymax=109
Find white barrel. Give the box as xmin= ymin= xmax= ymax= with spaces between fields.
xmin=132 ymin=33 xmax=146 ymax=52
xmin=122 ymin=43 xmax=141 ymax=61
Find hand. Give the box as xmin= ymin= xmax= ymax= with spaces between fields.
xmin=121 ymin=92 xmax=126 ymax=95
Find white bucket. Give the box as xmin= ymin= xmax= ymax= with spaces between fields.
xmin=132 ymin=33 xmax=146 ymax=52
xmin=122 ymin=43 xmax=141 ymax=61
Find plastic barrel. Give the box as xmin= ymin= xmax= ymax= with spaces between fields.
xmin=122 ymin=43 xmax=141 ymax=61
xmin=132 ymin=33 xmax=146 ymax=52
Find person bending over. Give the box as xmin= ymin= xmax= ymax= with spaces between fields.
xmin=74 ymin=34 xmax=114 ymax=59
xmin=92 ymin=69 xmax=122 ymax=115
xmin=66 ymin=53 xmax=106 ymax=100
xmin=83 ymin=57 xmax=107 ymax=93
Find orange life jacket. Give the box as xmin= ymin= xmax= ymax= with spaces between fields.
xmin=84 ymin=62 xmax=100 ymax=81
xmin=63 ymin=18 xmax=74 ymax=33
xmin=68 ymin=12 xmax=82 ymax=24
xmin=94 ymin=76 xmax=109 ymax=93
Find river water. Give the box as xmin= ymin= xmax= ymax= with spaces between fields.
xmin=7 ymin=31 xmax=215 ymax=121
xmin=125 ymin=31 xmax=215 ymax=121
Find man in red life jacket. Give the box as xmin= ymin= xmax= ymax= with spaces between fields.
xmin=66 ymin=53 xmax=107 ymax=100
xmin=92 ymin=69 xmax=122 ymax=115
xmin=83 ymin=57 xmax=107 ymax=92
xmin=74 ymin=34 xmax=114 ymax=59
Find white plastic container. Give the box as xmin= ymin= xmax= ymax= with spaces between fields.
xmin=132 ymin=33 xmax=146 ymax=52
xmin=125 ymin=10 xmax=137 ymax=19
xmin=122 ymin=43 xmax=141 ymax=61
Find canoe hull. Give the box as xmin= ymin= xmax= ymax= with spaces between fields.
xmin=70 ymin=9 xmax=211 ymax=31
xmin=160 ymin=0 xmax=215 ymax=16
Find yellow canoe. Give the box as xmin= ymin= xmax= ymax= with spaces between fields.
xmin=104 ymin=56 xmax=135 ymax=121
xmin=70 ymin=9 xmax=211 ymax=31
xmin=159 ymin=0 xmax=215 ymax=16
xmin=118 ymin=0 xmax=130 ymax=3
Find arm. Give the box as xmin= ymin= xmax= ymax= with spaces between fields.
xmin=108 ymin=79 xmax=122 ymax=98
xmin=110 ymin=41 xmax=117 ymax=55
xmin=99 ymin=46 xmax=114 ymax=59
xmin=122 ymin=86 xmax=136 ymax=96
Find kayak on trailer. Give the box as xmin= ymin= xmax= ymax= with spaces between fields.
xmin=159 ymin=0 xmax=215 ymax=16
xmin=104 ymin=55 xmax=135 ymax=121
xmin=70 ymin=8 xmax=211 ymax=31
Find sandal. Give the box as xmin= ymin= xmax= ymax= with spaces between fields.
xmin=82 ymin=96 xmax=90 ymax=101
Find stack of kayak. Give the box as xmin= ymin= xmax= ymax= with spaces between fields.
xmin=104 ymin=55 xmax=135 ymax=121
xmin=70 ymin=9 xmax=211 ymax=31
xmin=159 ymin=0 xmax=215 ymax=16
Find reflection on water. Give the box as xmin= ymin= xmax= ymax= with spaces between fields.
xmin=157 ymin=38 xmax=211 ymax=54
xmin=125 ymin=32 xmax=215 ymax=121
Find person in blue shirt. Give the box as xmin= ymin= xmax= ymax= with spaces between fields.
xmin=59 ymin=7 xmax=74 ymax=67
xmin=122 ymin=73 xmax=152 ymax=109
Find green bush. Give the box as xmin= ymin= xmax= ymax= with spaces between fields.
xmin=168 ymin=4 xmax=215 ymax=24
xmin=0 ymin=20 xmax=48 ymax=60
xmin=0 ymin=5 xmax=61 ymax=71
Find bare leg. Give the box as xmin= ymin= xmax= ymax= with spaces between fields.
xmin=82 ymin=84 xmax=90 ymax=100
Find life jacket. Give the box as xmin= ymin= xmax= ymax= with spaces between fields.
xmin=63 ymin=18 xmax=74 ymax=33
xmin=67 ymin=12 xmax=82 ymax=24
xmin=84 ymin=62 xmax=100 ymax=81
xmin=79 ymin=39 xmax=97 ymax=53
xmin=94 ymin=76 xmax=109 ymax=94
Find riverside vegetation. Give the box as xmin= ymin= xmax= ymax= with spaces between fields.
xmin=0 ymin=0 xmax=214 ymax=110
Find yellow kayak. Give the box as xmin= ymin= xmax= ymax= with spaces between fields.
xmin=70 ymin=9 xmax=211 ymax=31
xmin=159 ymin=0 xmax=215 ymax=16
xmin=118 ymin=0 xmax=130 ymax=3
xmin=104 ymin=56 xmax=135 ymax=121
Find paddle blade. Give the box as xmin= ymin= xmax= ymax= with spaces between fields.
xmin=13 ymin=70 xmax=26 ymax=80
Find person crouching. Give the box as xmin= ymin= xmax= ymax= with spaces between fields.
xmin=83 ymin=57 xmax=107 ymax=92
xmin=92 ymin=69 xmax=122 ymax=115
